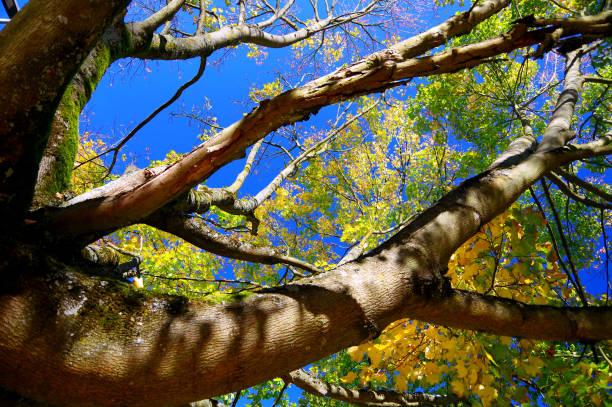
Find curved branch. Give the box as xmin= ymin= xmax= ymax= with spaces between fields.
xmin=546 ymin=171 xmax=612 ymax=209
xmin=557 ymin=132 xmax=612 ymax=163
xmin=131 ymin=0 xmax=510 ymax=60
xmin=76 ymin=56 xmax=207 ymax=176
xmin=144 ymin=213 xmax=322 ymax=274
xmin=554 ymin=167 xmax=612 ymax=203
xmin=540 ymin=179 xmax=588 ymax=305
xmin=226 ymin=140 xmax=263 ymax=194
xmin=132 ymin=15 xmax=329 ymax=59
xmin=284 ymin=369 xmax=462 ymax=406
xmin=256 ymin=0 xmax=298 ymax=28
xmin=51 ymin=13 xmax=588 ymax=240
xmin=248 ymin=100 xmax=380 ymax=209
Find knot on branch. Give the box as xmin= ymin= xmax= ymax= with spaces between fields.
xmin=81 ymin=244 xmax=143 ymax=281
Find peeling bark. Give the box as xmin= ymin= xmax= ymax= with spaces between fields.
xmin=46 ymin=15 xmax=612 ymax=241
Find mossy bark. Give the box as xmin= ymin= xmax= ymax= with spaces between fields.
xmin=34 ymin=20 xmax=134 ymax=204
xmin=0 ymin=0 xmax=131 ymax=219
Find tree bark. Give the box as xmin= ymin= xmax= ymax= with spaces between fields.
xmin=45 ymin=16 xmax=612 ymax=242
xmin=0 ymin=0 xmax=130 ymax=219
xmin=2 ymin=142 xmax=612 ymax=406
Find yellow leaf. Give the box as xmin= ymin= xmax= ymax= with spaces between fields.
xmin=468 ymin=368 xmax=478 ymax=385
xmin=347 ymin=346 xmax=363 ymax=362
xmin=451 ymin=380 xmax=465 ymax=397
xmin=483 ymin=348 xmax=499 ymax=367
xmin=368 ymin=347 xmax=383 ymax=366
xmin=340 ymin=371 xmax=358 ymax=383
xmin=456 ymin=363 xmax=468 ymax=378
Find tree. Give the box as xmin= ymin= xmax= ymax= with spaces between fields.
xmin=1 ymin=0 xmax=612 ymax=405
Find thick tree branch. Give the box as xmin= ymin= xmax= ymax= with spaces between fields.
xmin=6 ymin=95 xmax=612 ymax=407
xmin=49 ymin=13 xmax=612 ymax=241
xmin=34 ymin=41 xmax=115 ymax=201
xmin=557 ymin=132 xmax=612 ymax=163
xmin=129 ymin=0 xmax=510 ymax=60
xmin=132 ymin=14 xmax=342 ymax=60
xmin=537 ymin=50 xmax=584 ymax=152
xmin=284 ymin=369 xmax=462 ymax=406
xmin=0 ymin=0 xmax=130 ymax=220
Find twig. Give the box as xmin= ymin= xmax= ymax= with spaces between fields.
xmin=540 ymin=179 xmax=589 ymax=305
xmin=75 ymin=57 xmax=207 ymax=176
xmin=271 ymin=382 xmax=288 ymax=407
xmin=141 ymin=272 xmax=263 ymax=287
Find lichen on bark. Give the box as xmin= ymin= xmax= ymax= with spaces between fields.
xmin=34 ymin=20 xmax=135 ymax=204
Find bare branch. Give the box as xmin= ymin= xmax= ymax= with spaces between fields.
xmin=584 ymin=76 xmax=612 ymax=85
xmin=132 ymin=0 xmax=186 ymax=35
xmin=256 ymin=0 xmax=298 ymax=28
xmin=75 ymin=57 xmax=207 ymax=175
xmin=226 ymin=140 xmax=263 ymax=195
xmin=546 ymin=171 xmax=612 ymax=209
xmin=540 ymin=179 xmax=589 ymax=305
xmin=141 ymin=272 xmax=263 ymax=287
xmin=554 ymin=168 xmax=612 ymax=203
xmin=284 ymin=369 xmax=462 ymax=406
xmin=537 ymin=50 xmax=584 ymax=152
xmin=249 ymin=100 xmax=380 ymax=209
xmin=144 ymin=213 xmax=323 ymax=274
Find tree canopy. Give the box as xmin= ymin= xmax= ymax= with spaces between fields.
xmin=1 ymin=0 xmax=612 ymax=406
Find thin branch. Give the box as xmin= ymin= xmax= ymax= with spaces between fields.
xmin=256 ymin=0 xmax=297 ymax=28
xmin=76 ymin=57 xmax=207 ymax=176
xmin=144 ymin=214 xmax=323 ymax=274
xmin=554 ymin=168 xmax=612 ymax=203
xmin=540 ymin=179 xmax=589 ymax=305
xmin=584 ymin=76 xmax=612 ymax=85
xmin=284 ymin=369 xmax=463 ymax=406
xmin=141 ymin=272 xmax=263 ymax=287
xmin=132 ymin=0 xmax=186 ymax=35
xmin=529 ymin=187 xmax=574 ymax=305
xmin=271 ymin=382 xmax=288 ymax=407
xmin=601 ymin=208 xmax=611 ymax=304
xmin=546 ymin=172 xmax=612 ymax=209
xmin=226 ymin=140 xmax=263 ymax=194
xmin=250 ymin=100 xmax=381 ymax=209
xmin=231 ymin=391 xmax=241 ymax=407
xmin=548 ymin=0 xmax=579 ymax=14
